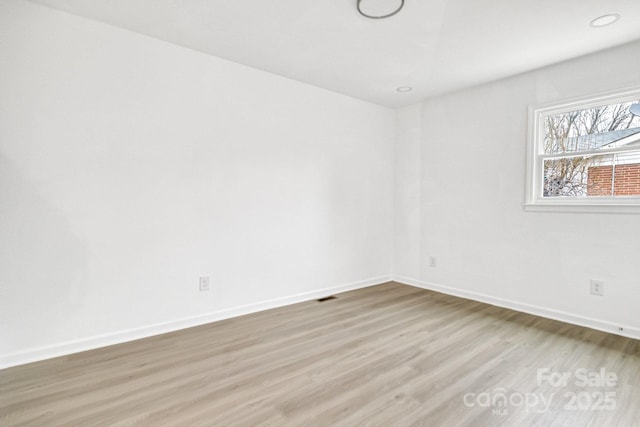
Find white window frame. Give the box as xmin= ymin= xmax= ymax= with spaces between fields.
xmin=525 ymin=86 xmax=640 ymax=214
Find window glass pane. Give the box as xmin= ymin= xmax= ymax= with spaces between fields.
xmin=613 ymin=152 xmax=640 ymax=196
xmin=544 ymin=101 xmax=640 ymax=154
xmin=586 ymin=156 xmax=614 ymax=197
xmin=543 ymin=151 xmax=640 ymax=198
xmin=544 ymin=155 xmax=613 ymax=197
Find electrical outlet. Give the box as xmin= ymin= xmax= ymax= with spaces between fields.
xmin=199 ymin=276 xmax=210 ymax=292
xmin=429 ymin=256 xmax=437 ymax=268
xmin=590 ymin=279 xmax=604 ymax=296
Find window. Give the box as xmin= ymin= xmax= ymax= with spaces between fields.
xmin=525 ymin=87 xmax=640 ymax=213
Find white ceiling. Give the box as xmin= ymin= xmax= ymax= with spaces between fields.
xmin=29 ymin=0 xmax=640 ymax=108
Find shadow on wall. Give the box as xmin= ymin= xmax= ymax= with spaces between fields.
xmin=0 ymin=153 xmax=88 ymax=357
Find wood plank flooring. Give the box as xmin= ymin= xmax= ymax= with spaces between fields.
xmin=1 ymin=282 xmax=639 ymax=426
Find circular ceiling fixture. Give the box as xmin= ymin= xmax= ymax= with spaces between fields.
xmin=589 ymin=14 xmax=620 ymax=27
xmin=396 ymin=86 xmax=412 ymax=93
xmin=630 ymin=103 xmax=640 ymax=116
xmin=357 ymin=0 xmax=405 ymax=19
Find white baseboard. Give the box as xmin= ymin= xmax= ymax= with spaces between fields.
xmin=394 ymin=275 xmax=640 ymax=341
xmin=5 ymin=275 xmax=635 ymax=369
xmin=0 ymin=276 xmax=391 ymax=369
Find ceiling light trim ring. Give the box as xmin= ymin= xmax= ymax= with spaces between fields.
xmin=357 ymin=0 xmax=405 ymax=19
xmin=589 ymin=13 xmax=620 ymax=27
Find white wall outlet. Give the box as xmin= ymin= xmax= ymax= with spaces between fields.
xmin=429 ymin=256 xmax=437 ymax=268
xmin=590 ymin=279 xmax=604 ymax=296
xmin=199 ymin=276 xmax=210 ymax=292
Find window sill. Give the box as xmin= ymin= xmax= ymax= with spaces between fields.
xmin=524 ymin=203 xmax=640 ymax=214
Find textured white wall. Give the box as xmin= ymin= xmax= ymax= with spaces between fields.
xmin=395 ymin=40 xmax=640 ymax=336
xmin=0 ymin=0 xmax=395 ymax=365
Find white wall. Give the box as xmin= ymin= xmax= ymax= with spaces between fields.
xmin=0 ymin=0 xmax=395 ymax=367
xmin=393 ymin=104 xmax=421 ymax=279
xmin=3 ymin=0 xmax=639 ymax=369
xmin=395 ymin=40 xmax=640 ymax=338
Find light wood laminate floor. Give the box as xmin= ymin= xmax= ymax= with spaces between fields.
xmin=1 ymin=282 xmax=639 ymax=426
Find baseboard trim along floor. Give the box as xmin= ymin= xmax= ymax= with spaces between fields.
xmin=4 ymin=275 xmax=637 ymax=369
xmin=0 ymin=275 xmax=391 ymax=369
xmin=394 ymin=276 xmax=640 ymax=342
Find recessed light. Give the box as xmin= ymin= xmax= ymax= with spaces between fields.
xmin=357 ymin=0 xmax=404 ymax=20
xmin=396 ymin=86 xmax=412 ymax=93
xmin=589 ymin=14 xmax=620 ymax=28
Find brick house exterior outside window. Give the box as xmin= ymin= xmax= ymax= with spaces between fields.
xmin=586 ymin=131 xmax=640 ymax=197
xmin=588 ymin=163 xmax=640 ymax=196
